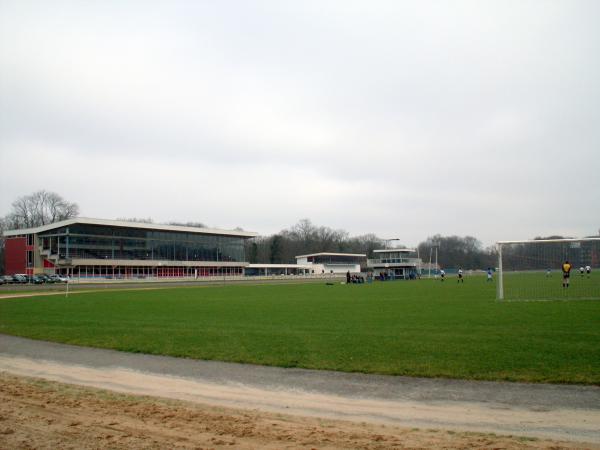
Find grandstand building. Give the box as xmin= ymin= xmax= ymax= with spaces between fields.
xmin=3 ymin=218 xmax=257 ymax=279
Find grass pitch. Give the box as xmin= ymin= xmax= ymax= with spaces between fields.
xmin=503 ymin=270 xmax=600 ymax=301
xmin=1 ymin=277 xmax=599 ymax=384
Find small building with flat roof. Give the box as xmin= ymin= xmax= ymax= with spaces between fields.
xmin=295 ymin=252 xmax=366 ymax=274
xmin=367 ymin=248 xmax=422 ymax=279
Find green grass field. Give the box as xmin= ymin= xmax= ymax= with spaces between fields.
xmin=503 ymin=270 xmax=600 ymax=300
xmin=1 ymin=277 xmax=599 ymax=384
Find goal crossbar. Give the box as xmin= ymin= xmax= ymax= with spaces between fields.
xmin=498 ymin=237 xmax=600 ymax=244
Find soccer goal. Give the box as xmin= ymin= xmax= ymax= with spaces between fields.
xmin=496 ymin=238 xmax=600 ymax=301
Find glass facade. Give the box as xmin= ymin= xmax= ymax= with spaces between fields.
xmin=39 ymin=224 xmax=246 ymax=263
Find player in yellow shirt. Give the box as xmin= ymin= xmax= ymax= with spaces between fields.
xmin=562 ymin=260 xmax=572 ymax=288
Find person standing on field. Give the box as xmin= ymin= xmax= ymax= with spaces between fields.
xmin=486 ymin=267 xmax=493 ymax=282
xmin=457 ymin=268 xmax=464 ymax=283
xmin=586 ymin=265 xmax=591 ymax=277
xmin=440 ymin=269 xmax=445 ymax=281
xmin=562 ymin=260 xmax=572 ymax=288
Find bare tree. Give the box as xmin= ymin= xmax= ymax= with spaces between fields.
xmin=246 ymin=220 xmax=385 ymax=264
xmin=167 ymin=221 xmax=206 ymax=228
xmin=417 ymin=234 xmax=495 ymax=269
xmin=4 ymin=190 xmax=79 ymax=230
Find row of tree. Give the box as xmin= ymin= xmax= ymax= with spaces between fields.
xmin=5 ymin=190 xmax=588 ymax=274
xmin=245 ymin=219 xmax=384 ymax=264
xmin=417 ymin=235 xmax=497 ymax=271
xmin=245 ymin=223 xmax=499 ymax=269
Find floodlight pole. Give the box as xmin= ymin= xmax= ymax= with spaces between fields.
xmin=428 ymin=248 xmax=432 ymax=278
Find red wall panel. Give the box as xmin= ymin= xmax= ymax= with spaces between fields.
xmin=5 ymin=237 xmax=27 ymax=275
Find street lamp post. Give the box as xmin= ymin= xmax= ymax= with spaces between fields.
xmin=382 ymin=238 xmax=400 ymax=279
xmin=428 ymin=242 xmax=440 ymax=278
xmin=384 ymin=238 xmax=400 ymax=249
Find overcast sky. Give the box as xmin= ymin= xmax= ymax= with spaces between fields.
xmin=1 ymin=1 xmax=599 ymax=247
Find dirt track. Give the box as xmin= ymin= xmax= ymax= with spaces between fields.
xmin=1 ymin=334 xmax=600 ymax=448
xmin=1 ymin=372 xmax=596 ymax=449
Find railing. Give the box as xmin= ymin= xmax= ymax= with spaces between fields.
xmin=367 ymin=258 xmax=421 ymax=266
xmin=65 ymin=273 xmax=344 ymax=283
xmin=314 ymin=262 xmax=362 ymax=266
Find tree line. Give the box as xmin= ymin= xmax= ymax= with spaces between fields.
xmin=417 ymin=235 xmax=497 ymax=271
xmin=245 ymin=219 xmax=384 ymax=264
xmin=247 ymin=227 xmax=500 ymax=269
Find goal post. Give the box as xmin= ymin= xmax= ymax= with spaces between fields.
xmin=497 ymin=242 xmax=503 ymax=300
xmin=496 ymin=237 xmax=600 ymax=301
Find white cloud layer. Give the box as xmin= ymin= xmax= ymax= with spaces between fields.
xmin=1 ymin=0 xmax=599 ymax=246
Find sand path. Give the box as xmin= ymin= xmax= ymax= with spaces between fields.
xmin=1 ymin=334 xmax=599 ymax=445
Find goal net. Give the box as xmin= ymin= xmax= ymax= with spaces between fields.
xmin=497 ymin=238 xmax=600 ymax=301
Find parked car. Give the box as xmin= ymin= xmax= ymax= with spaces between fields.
xmin=37 ymin=274 xmax=55 ymax=283
xmin=12 ymin=274 xmax=28 ymax=284
xmin=5 ymin=275 xmax=21 ymax=284
xmin=49 ymin=274 xmax=69 ymax=283
xmin=26 ymin=275 xmax=44 ymax=284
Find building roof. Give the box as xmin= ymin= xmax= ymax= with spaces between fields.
xmin=373 ymin=248 xmax=416 ymax=253
xmin=295 ymin=252 xmax=367 ymax=259
xmin=3 ymin=217 xmax=258 ymax=238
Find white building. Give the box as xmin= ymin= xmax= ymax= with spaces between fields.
xmin=295 ymin=252 xmax=366 ymax=274
xmin=367 ymin=248 xmax=421 ymax=279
